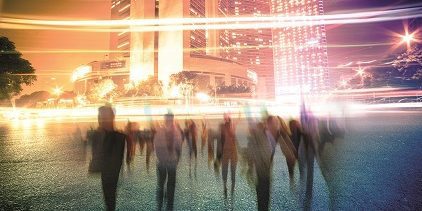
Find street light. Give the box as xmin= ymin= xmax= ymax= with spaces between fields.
xmin=399 ymin=30 xmax=416 ymax=50
xmin=356 ymin=67 xmax=365 ymax=76
xmin=401 ymin=32 xmax=414 ymax=45
xmin=52 ymin=86 xmax=63 ymax=97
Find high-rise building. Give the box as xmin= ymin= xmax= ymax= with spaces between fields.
xmin=110 ymin=0 xmax=156 ymax=82
xmin=110 ymin=0 xmax=199 ymax=83
xmin=190 ymin=0 xmax=206 ymax=55
xmin=217 ymin=0 xmax=275 ymax=99
xmin=107 ymin=0 xmax=257 ymax=92
xmin=271 ymin=0 xmax=329 ymax=100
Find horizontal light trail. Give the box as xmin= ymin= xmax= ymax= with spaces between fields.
xmin=0 ymin=42 xmax=399 ymax=55
xmin=1 ymin=5 xmax=422 ymax=32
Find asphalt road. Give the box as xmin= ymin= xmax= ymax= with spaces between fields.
xmin=0 ymin=112 xmax=421 ymax=210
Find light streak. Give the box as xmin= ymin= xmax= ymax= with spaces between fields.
xmin=196 ymin=92 xmax=210 ymax=102
xmin=1 ymin=6 xmax=422 ymax=32
xmin=71 ymin=65 xmax=92 ymax=82
xmin=356 ymin=60 xmax=377 ymax=64
xmin=118 ymin=4 xmax=131 ymax=13
xmin=337 ymin=62 xmax=353 ymax=67
xmin=0 ymin=41 xmax=400 ymax=56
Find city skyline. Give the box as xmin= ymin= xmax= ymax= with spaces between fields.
xmin=0 ymin=0 xmax=421 ymax=96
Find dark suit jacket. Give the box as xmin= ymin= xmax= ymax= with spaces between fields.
xmin=89 ymin=130 xmax=126 ymax=179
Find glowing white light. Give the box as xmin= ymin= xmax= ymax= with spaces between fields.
xmin=306 ymin=39 xmax=319 ymax=45
xmin=356 ymin=67 xmax=365 ymax=76
xmin=247 ymin=70 xmax=258 ymax=83
xmin=117 ymin=41 xmax=129 ymax=48
xmin=118 ymin=4 xmax=131 ymax=13
xmin=401 ymin=32 xmax=414 ymax=45
xmin=196 ymin=92 xmax=210 ymax=102
xmin=170 ymin=86 xmax=181 ymax=98
xmin=337 ymin=61 xmax=353 ymax=68
xmin=71 ymin=65 xmax=92 ymax=82
xmin=52 ymin=86 xmax=64 ymax=97
xmin=2 ymin=7 xmax=421 ymax=32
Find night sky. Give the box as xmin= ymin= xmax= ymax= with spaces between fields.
xmin=0 ymin=0 xmax=421 ymax=94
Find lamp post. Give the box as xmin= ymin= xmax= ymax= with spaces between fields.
xmin=53 ymin=86 xmax=63 ymax=98
xmin=400 ymin=31 xmax=415 ymax=51
xmin=52 ymin=86 xmax=63 ymax=107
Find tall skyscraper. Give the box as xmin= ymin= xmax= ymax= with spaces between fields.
xmin=217 ymin=0 xmax=275 ymax=99
xmin=110 ymin=0 xmax=198 ymax=83
xmin=190 ymin=0 xmax=206 ymax=55
xmin=110 ymin=0 xmax=156 ymax=82
xmin=108 ymin=0 xmax=257 ymax=89
xmin=271 ymin=0 xmax=329 ymax=100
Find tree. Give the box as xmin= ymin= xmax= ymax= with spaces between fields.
xmin=393 ymin=46 xmax=422 ymax=71
xmin=170 ymin=71 xmax=210 ymax=93
xmin=392 ymin=45 xmax=422 ymax=87
xmin=124 ymin=76 xmax=163 ymax=97
xmin=87 ymin=79 xmax=118 ymax=103
xmin=15 ymin=91 xmax=50 ymax=107
xmin=215 ymin=84 xmax=251 ymax=94
xmin=170 ymin=71 xmax=198 ymax=85
xmin=136 ymin=76 xmax=163 ymax=96
xmin=0 ymin=37 xmax=37 ymax=101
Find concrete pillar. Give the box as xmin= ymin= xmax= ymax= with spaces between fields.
xmin=158 ymin=0 xmax=187 ymax=84
xmin=130 ymin=0 xmax=155 ymax=82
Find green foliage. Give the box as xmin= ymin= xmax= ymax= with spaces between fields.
xmin=15 ymin=91 xmax=51 ymax=107
xmin=170 ymin=71 xmax=198 ymax=85
xmin=0 ymin=37 xmax=37 ymax=100
xmin=393 ymin=46 xmax=422 ymax=72
xmin=87 ymin=79 xmax=118 ymax=103
xmin=125 ymin=76 xmax=163 ymax=96
xmin=170 ymin=71 xmax=210 ymax=93
xmin=216 ymin=84 xmax=251 ymax=94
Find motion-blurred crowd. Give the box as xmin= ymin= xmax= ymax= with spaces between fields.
xmin=84 ymin=104 xmax=345 ymax=211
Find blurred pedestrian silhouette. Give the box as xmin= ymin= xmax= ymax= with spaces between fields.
xmin=316 ymin=115 xmax=346 ymax=210
xmin=247 ymin=116 xmax=279 ymax=210
xmin=88 ymin=105 xmax=129 ymax=211
xmin=277 ymin=117 xmax=298 ymax=189
xmin=200 ymin=118 xmax=207 ymax=155
xmin=184 ymin=119 xmax=198 ymax=177
xmin=124 ymin=121 xmax=139 ymax=172
xmin=140 ymin=127 xmax=155 ymax=172
xmin=220 ymin=113 xmax=239 ymax=198
xmin=154 ymin=112 xmax=182 ymax=210
xmin=299 ymin=104 xmax=320 ymax=211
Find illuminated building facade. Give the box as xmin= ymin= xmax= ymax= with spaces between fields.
xmin=110 ymin=0 xmax=156 ymax=82
xmin=72 ymin=60 xmax=129 ymax=94
xmin=271 ymin=0 xmax=329 ymax=100
xmin=217 ymin=0 xmax=275 ymax=99
xmin=107 ymin=0 xmax=257 ymax=94
xmin=190 ymin=0 xmax=206 ymax=55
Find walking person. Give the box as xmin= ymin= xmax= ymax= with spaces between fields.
xmin=277 ymin=117 xmax=298 ymax=189
xmin=154 ymin=112 xmax=182 ymax=210
xmin=220 ymin=113 xmax=239 ymax=198
xmin=246 ymin=115 xmax=277 ymax=211
xmin=124 ymin=121 xmax=138 ymax=171
xmin=184 ymin=119 xmax=198 ymax=177
xmin=300 ymin=104 xmax=320 ymax=211
xmin=89 ymin=105 xmax=129 ymax=211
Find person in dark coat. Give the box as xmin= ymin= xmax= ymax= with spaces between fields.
xmin=89 ymin=105 xmax=128 ymax=211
